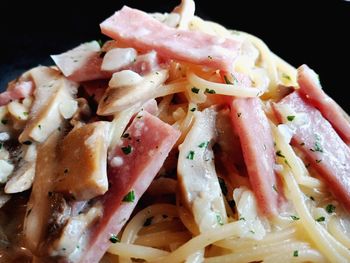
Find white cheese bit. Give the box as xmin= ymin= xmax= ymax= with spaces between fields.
xmin=109 ymin=70 xmax=143 ymax=88
xmin=101 ymin=48 xmax=137 ymax=72
xmin=59 ymin=99 xmax=78 ymax=119
xmin=0 ymin=160 xmax=14 ymax=184
xmin=110 ymin=156 xmax=124 ymax=167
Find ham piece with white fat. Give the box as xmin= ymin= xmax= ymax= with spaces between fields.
xmin=0 ymin=80 xmax=34 ymax=106
xmin=74 ymin=111 xmax=180 ymax=262
xmin=230 ymin=98 xmax=280 ymax=216
xmin=297 ymin=64 xmax=350 ymax=145
xmin=274 ymin=92 xmax=350 ymax=211
xmin=100 ymin=6 xmax=241 ymax=71
xmin=51 ymin=41 xmax=111 ymax=82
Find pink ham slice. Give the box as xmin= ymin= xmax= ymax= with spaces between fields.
xmin=100 ymin=6 xmax=241 ymax=71
xmin=230 ymin=98 xmax=280 ymax=216
xmin=0 ymin=80 xmax=34 ymax=106
xmin=297 ymin=64 xmax=350 ymax=145
xmin=76 ymin=111 xmax=180 ymax=262
xmin=51 ymin=41 xmax=111 ymax=82
xmin=274 ymin=92 xmax=350 ymax=211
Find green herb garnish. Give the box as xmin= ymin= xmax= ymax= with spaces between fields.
xmin=123 ymin=190 xmax=135 ymax=202
xmin=121 ymin=145 xmax=132 ymax=155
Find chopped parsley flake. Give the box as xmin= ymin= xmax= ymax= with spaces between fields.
xmin=316 ymin=216 xmax=325 ymax=222
xmin=218 ymin=177 xmax=228 ymax=196
xmin=276 ymin=150 xmax=285 ymax=158
xmin=316 ymin=159 xmax=322 ymax=163
xmin=121 ymin=145 xmax=132 ymax=155
xmin=293 ymin=250 xmax=299 ymax=257
xmin=287 ymin=115 xmax=295 ymax=121
xmin=216 ymin=214 xmax=224 ymax=225
xmin=198 ymin=141 xmax=209 ymax=148
xmin=1 ymin=119 xmax=8 ymax=125
xmin=291 ymin=215 xmax=300 ymax=221
xmin=109 ymin=234 xmax=119 ymax=243
xmin=23 ymin=112 xmax=29 ymax=116
xmin=310 ymin=196 xmax=315 ymax=201
xmin=310 ymin=141 xmax=323 ymax=153
xmin=239 ymin=217 xmax=246 ymax=221
xmin=190 ymin=107 xmax=196 ymax=112
xmin=23 ymin=141 xmax=32 ymax=145
xmin=123 ymin=190 xmax=135 ymax=202
xmin=300 ymin=142 xmax=305 ymax=146
xmin=273 ymin=184 xmax=278 ymax=192
xmin=326 ymin=204 xmax=336 ymax=214
xmin=284 ymin=159 xmax=291 ymax=168
xmin=38 ymin=124 xmax=42 ymax=129
xmin=282 ymin=73 xmax=291 ymax=81
xmin=310 ymin=134 xmax=323 ymax=152
xmin=205 ymin=88 xmax=216 ymax=94
xmin=224 ymin=75 xmax=233 ymax=84
xmin=224 ymin=74 xmax=238 ymax=85
xmin=143 ymin=217 xmax=154 ymax=227
xmin=191 ymin=87 xmax=200 ymax=94
xmin=208 ymin=55 xmax=213 ymax=59
xmin=237 ymin=112 xmax=242 ymax=118
xmin=186 ymin=150 xmax=195 ymax=160
xmin=249 ymin=230 xmax=255 ymax=234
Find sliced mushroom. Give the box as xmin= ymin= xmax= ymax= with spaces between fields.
xmin=54 ymin=121 xmax=110 ymax=200
xmin=19 ymin=66 xmax=78 ymax=143
xmin=49 ymin=205 xmax=102 ymax=257
xmin=24 ymin=131 xmax=61 ymax=254
xmin=177 ymin=107 xmax=227 ymax=232
xmin=97 ymin=69 xmax=168 ymax=115
xmin=4 ymin=161 xmax=35 ymax=194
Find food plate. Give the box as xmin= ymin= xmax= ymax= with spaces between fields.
xmin=0 ymin=1 xmax=349 ymax=262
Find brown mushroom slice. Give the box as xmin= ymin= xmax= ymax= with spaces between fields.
xmin=49 ymin=205 xmax=102 ymax=257
xmin=19 ymin=66 xmax=78 ymax=143
xmin=54 ymin=121 xmax=110 ymax=200
xmin=24 ymin=131 xmax=61 ymax=253
xmin=177 ymin=107 xmax=227 ymax=233
xmin=97 ymin=69 xmax=168 ymax=115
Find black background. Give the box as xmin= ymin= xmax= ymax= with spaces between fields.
xmin=0 ymin=0 xmax=349 ymax=113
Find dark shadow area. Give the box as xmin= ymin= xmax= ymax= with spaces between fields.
xmin=0 ymin=0 xmax=348 ymax=112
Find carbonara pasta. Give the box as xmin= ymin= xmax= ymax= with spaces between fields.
xmin=0 ymin=1 xmax=350 ymax=263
